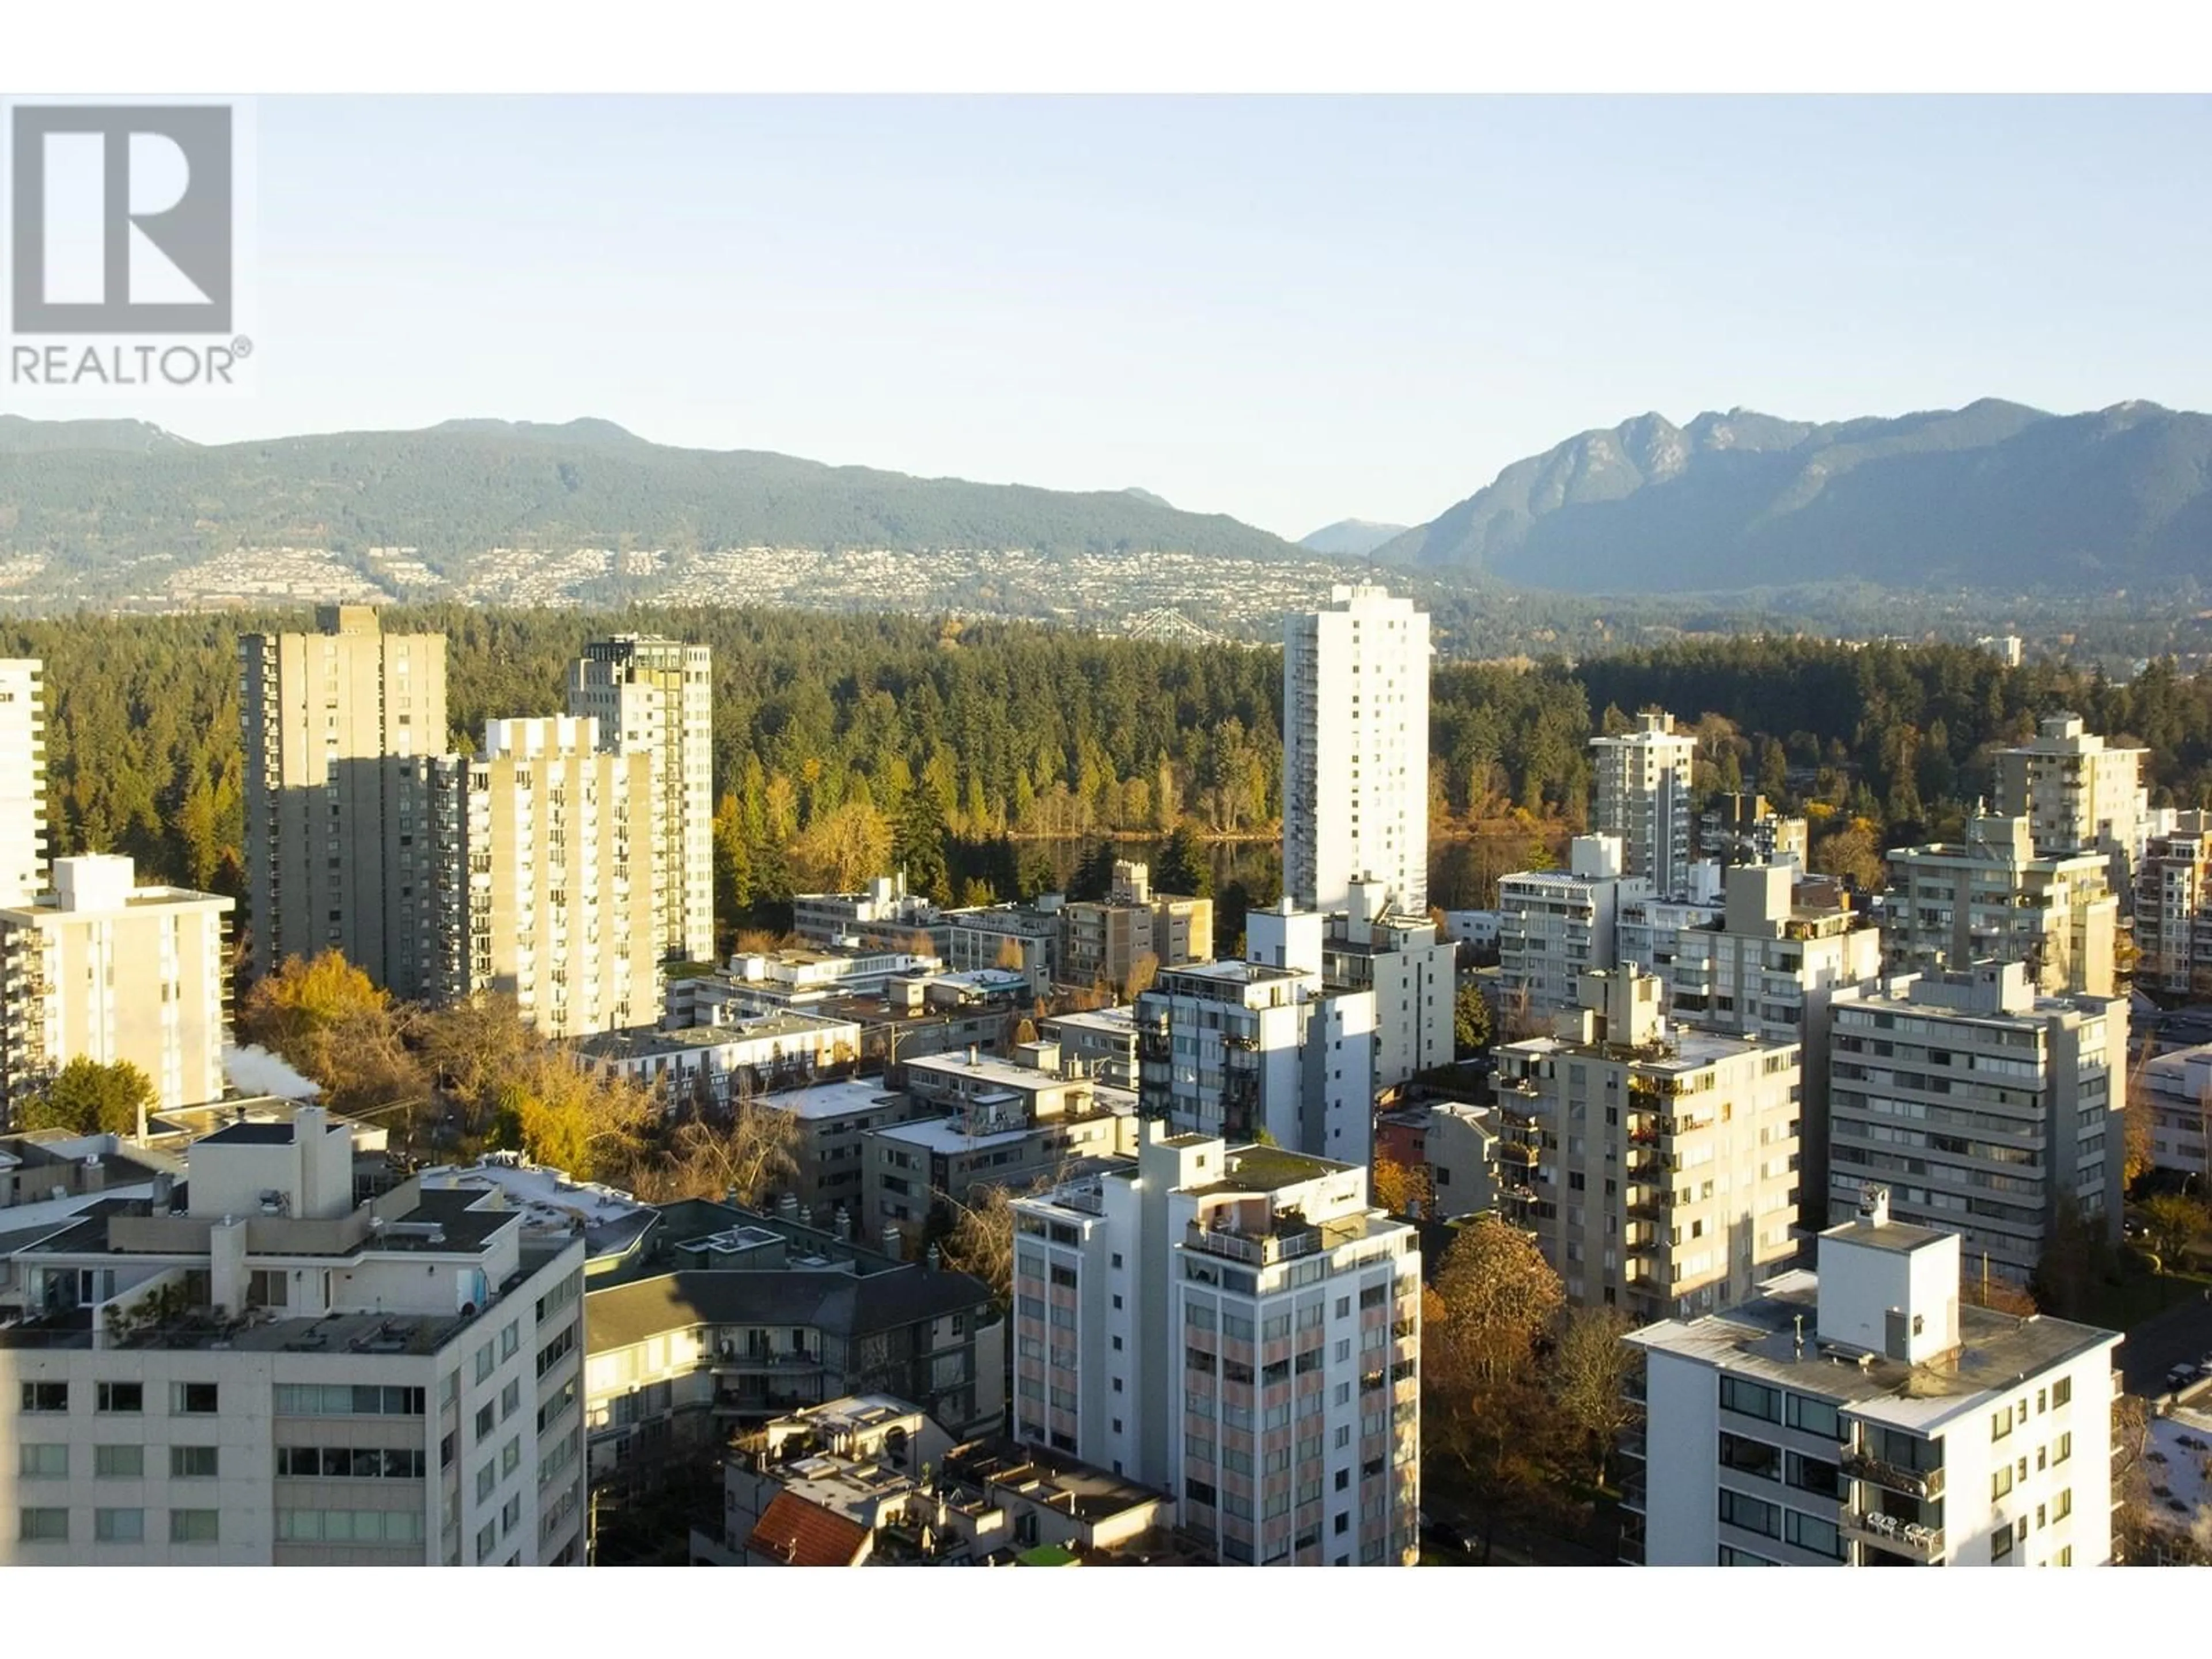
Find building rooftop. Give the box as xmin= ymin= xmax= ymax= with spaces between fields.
xmin=1821 ymin=1215 xmax=1955 ymax=1255
xmin=749 ymin=1077 xmax=907 ymax=1122
xmin=943 ymin=1435 xmax=1172 ymax=1524
xmin=906 ymin=1051 xmax=1073 ymax=1094
xmin=417 ymin=1157 xmax=656 ymax=1262
xmin=1628 ymin=1269 xmax=2120 ymax=1433
xmin=1185 ymin=1142 xmax=1353 ymax=1196
xmin=1503 ymin=1025 xmax=1794 ymax=1074
xmin=745 ymin=1489 xmax=873 ymax=1567
xmin=1044 ymin=1007 xmax=1138 ymax=1037
xmin=199 ymin=1120 xmax=300 ymax=1146
xmin=872 ymin=1115 xmax=1044 ymax=1156
xmin=574 ymin=1010 xmax=855 ymax=1060
xmin=584 ymin=1267 xmax=993 ymax=1355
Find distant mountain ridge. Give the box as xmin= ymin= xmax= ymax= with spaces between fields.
xmin=1298 ymin=518 xmax=1408 ymax=558
xmin=0 ymin=417 xmax=1303 ymax=573
xmin=1376 ymin=399 xmax=2212 ymax=593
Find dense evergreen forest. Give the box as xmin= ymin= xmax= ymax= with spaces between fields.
xmin=19 ymin=605 xmax=2212 ymax=953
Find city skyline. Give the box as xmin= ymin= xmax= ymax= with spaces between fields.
xmin=17 ymin=94 xmax=2212 ymax=538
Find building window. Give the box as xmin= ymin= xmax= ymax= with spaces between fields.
xmin=169 ymin=1509 xmax=221 ymax=1545
xmin=18 ymin=1508 xmax=69 ymax=1543
xmin=19 ymin=1382 xmax=67 ymax=1414
xmin=170 ymin=1446 xmax=218 ymax=1479
xmin=94 ymin=1444 xmax=143 ymax=1478
xmin=94 ymin=1508 xmax=144 ymax=1544
xmin=171 ymin=1382 xmax=219 ymax=1416
xmin=2051 ymin=1377 xmax=2071 ymax=1408
xmin=96 ymin=1382 xmax=143 ymax=1415
xmin=18 ymin=1444 xmax=67 ymax=1479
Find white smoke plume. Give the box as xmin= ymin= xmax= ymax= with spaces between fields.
xmin=224 ymin=1044 xmax=322 ymax=1101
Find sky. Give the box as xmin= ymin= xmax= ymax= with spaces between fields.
xmin=33 ymin=94 xmax=2212 ymax=540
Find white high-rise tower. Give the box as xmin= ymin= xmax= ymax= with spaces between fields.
xmin=0 ymin=660 xmax=44 ymax=908
xmin=1283 ymin=584 xmax=1430 ymax=917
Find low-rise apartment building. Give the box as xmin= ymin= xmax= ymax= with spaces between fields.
xmin=573 ymin=1010 xmax=863 ymax=1104
xmin=1041 ymin=1005 xmax=1138 ymax=1086
xmin=863 ymin=1044 xmax=1137 ymax=1250
xmin=0 ymin=1105 xmax=588 ymax=1565
xmin=692 ymin=1394 xmax=1180 ymax=1566
xmin=1623 ymin=1189 xmax=2120 ymax=1567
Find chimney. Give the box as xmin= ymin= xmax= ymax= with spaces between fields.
xmin=778 ymin=1192 xmax=801 ymax=1221
xmin=81 ymin=1156 xmax=104 ymax=1194
xmin=834 ymin=1205 xmax=853 ymax=1242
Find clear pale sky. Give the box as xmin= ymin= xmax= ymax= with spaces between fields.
xmin=54 ymin=94 xmax=2212 ymax=540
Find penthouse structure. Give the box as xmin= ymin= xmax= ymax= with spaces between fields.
xmin=1011 ymin=1126 xmax=1422 ymax=1566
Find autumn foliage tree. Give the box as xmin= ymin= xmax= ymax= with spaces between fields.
xmin=1372 ymin=1154 xmax=1431 ymax=1219
xmin=1422 ymin=1218 xmax=1566 ymax=1541
xmin=1550 ymin=1305 xmax=1638 ymax=1486
xmin=487 ymin=1050 xmax=654 ymax=1185
xmin=236 ymin=950 xmax=423 ymax=1113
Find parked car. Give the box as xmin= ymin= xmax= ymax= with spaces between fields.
xmin=2167 ymin=1365 xmax=2196 ymax=1392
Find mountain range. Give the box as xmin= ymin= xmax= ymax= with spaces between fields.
xmin=0 ymin=400 xmax=2207 ymax=600
xmin=1298 ymin=518 xmax=1408 ymax=558
xmin=1373 ymin=399 xmax=2212 ymax=593
xmin=0 ymin=417 xmax=1302 ymax=574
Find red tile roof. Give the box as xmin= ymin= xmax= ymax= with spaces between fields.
xmin=746 ymin=1491 xmax=870 ymax=1567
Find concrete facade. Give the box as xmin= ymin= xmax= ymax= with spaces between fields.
xmin=241 ymin=607 xmax=448 ymax=994
xmin=567 ymin=635 xmax=714 ymax=965
xmin=1283 ymin=584 xmax=1429 ymax=918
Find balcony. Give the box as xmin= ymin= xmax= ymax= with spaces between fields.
xmin=1841 ymin=1510 xmax=1943 ymax=1562
xmin=1841 ymin=1446 xmax=1944 ymax=1500
xmin=1185 ymin=1217 xmax=1320 ymax=1267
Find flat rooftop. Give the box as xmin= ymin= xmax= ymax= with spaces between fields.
xmin=1823 ymin=1215 xmax=1954 ymax=1255
xmin=1504 ymin=1026 xmax=1796 ymax=1073
xmin=907 ymin=1052 xmax=1070 ymax=1092
xmin=417 ymin=1158 xmax=654 ymax=1259
xmin=874 ymin=1116 xmax=1043 ymax=1155
xmin=1163 ymin=960 xmax=1306 ymax=985
xmin=750 ymin=1077 xmax=906 ymax=1122
xmin=1044 ymin=1007 xmax=1137 ymax=1037
xmin=945 ymin=1435 xmax=1171 ymax=1523
xmin=574 ymin=1011 xmax=855 ymax=1060
xmin=1628 ymin=1269 xmax=2119 ymax=1433
xmin=1185 ymin=1142 xmax=1353 ymax=1196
